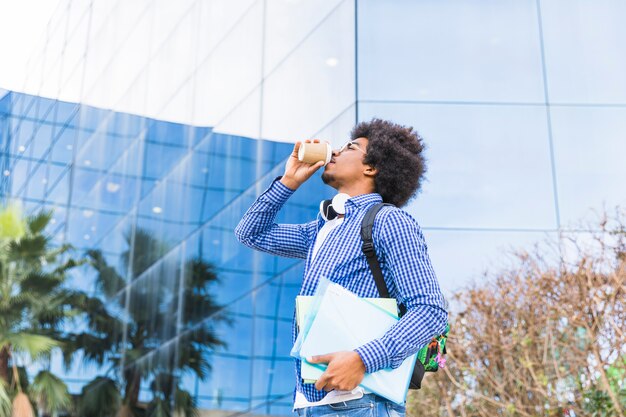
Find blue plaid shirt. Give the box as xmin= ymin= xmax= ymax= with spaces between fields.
xmin=235 ymin=178 xmax=448 ymax=403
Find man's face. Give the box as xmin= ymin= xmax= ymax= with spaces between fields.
xmin=321 ymin=137 xmax=369 ymax=188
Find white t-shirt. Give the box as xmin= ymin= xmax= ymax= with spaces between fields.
xmin=311 ymin=217 xmax=343 ymax=261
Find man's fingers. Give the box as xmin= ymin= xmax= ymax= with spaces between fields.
xmin=292 ymin=141 xmax=302 ymax=156
xmin=307 ymin=354 xmax=333 ymax=364
xmin=314 ymin=373 xmax=330 ymax=392
xmin=309 ymin=160 xmax=325 ymax=171
xmin=309 ymin=354 xmax=334 ymax=391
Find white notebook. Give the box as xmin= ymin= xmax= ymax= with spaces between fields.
xmin=296 ymin=295 xmax=398 ymax=384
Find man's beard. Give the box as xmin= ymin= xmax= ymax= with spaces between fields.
xmin=321 ymin=171 xmax=334 ymax=185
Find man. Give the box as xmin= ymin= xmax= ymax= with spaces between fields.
xmin=235 ymin=119 xmax=448 ymax=416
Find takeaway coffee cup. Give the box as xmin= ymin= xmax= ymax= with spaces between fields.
xmin=298 ymin=142 xmax=332 ymax=166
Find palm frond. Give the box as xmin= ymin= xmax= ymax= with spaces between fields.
xmin=9 ymin=235 xmax=49 ymax=262
xmin=51 ymin=256 xmax=85 ymax=274
xmin=178 ymin=344 xmax=211 ymax=380
xmin=7 ymin=333 xmax=60 ymax=358
xmin=2 ymin=292 xmax=32 ymax=313
xmin=30 ymin=370 xmax=72 ymax=414
xmin=175 ymin=387 xmax=198 ymax=417
xmin=184 ymin=258 xmax=220 ymax=288
xmin=87 ymin=249 xmax=126 ymax=298
xmin=0 ymin=379 xmax=11 ymax=417
xmin=26 ymin=210 xmax=52 ymax=235
xmin=123 ymin=228 xmax=169 ymax=277
xmin=42 ymin=243 xmax=73 ymax=263
xmin=80 ymin=376 xmax=121 ymax=417
xmin=20 ymin=271 xmax=63 ymax=295
xmin=68 ymin=333 xmax=113 ymax=366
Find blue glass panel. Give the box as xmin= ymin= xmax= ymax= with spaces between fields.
xmin=277 ymin=281 xmax=300 ymax=321
xmin=264 ymin=0 xmax=345 ymax=76
xmin=70 ymin=167 xmax=103 ymax=203
xmin=0 ymin=90 xmax=11 ymax=114
xmin=45 ymin=168 xmax=70 ymax=205
xmin=109 ymin=111 xmax=144 ymax=138
xmin=55 ymin=100 xmax=79 ymax=126
xmin=196 ymin=354 xmax=252 ymax=407
xmin=46 ymin=163 xmax=67 ymax=190
xmin=262 ymin=0 xmax=355 ymax=142
xmin=358 ymin=0 xmax=543 ymax=102
xmin=358 ymin=0 xmax=544 ymax=103
xmin=11 ymin=158 xmax=30 ymax=194
xmin=267 ymin=401 xmax=295 ymax=417
xmin=271 ymin=319 xmax=294 ymax=360
xmin=147 ymin=119 xmax=191 ymax=147
xmin=22 ymin=96 xmax=37 ymax=120
xmin=250 ymin=358 xmax=294 ymax=409
xmin=26 ymin=163 xmax=48 ymax=200
xmin=51 ymin=125 xmax=76 ymax=164
xmin=359 ymin=102 xmax=557 ymax=229
xmin=36 ymin=97 xmax=56 ymax=123
xmin=426 ymin=230 xmax=558 ymax=293
xmin=253 ymin=281 xmax=281 ymax=318
xmin=540 ymin=0 xmax=626 ymax=103
xmin=551 ymin=106 xmax=626 ymax=224
xmin=32 ymin=123 xmax=54 ymax=159
xmin=142 ymin=140 xmax=187 ymax=179
xmin=80 ymin=106 xmax=111 ymax=132
xmin=14 ymin=119 xmax=36 ymax=151
xmin=252 ymin=317 xmax=281 ymax=359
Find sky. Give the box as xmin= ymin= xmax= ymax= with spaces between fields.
xmin=0 ymin=0 xmax=60 ymax=91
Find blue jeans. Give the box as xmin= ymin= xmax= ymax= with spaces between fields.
xmin=295 ymin=394 xmax=406 ymax=417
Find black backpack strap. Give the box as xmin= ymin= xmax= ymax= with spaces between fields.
xmin=361 ymin=202 xmax=425 ymax=390
xmin=360 ymin=203 xmax=392 ymax=299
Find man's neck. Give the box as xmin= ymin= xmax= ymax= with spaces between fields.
xmin=336 ymin=184 xmax=375 ymax=198
xmin=337 ymin=188 xmax=375 ymax=197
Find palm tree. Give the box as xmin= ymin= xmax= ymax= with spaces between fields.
xmin=78 ymin=376 xmax=121 ymax=417
xmin=0 ymin=205 xmax=85 ymax=416
xmin=79 ymin=228 xmax=227 ymax=417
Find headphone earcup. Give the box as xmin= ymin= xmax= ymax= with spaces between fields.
xmin=331 ymin=193 xmax=349 ymax=215
xmin=320 ymin=199 xmax=338 ymax=221
xmin=320 ymin=194 xmax=349 ymax=221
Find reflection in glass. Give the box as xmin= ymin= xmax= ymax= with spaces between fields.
xmin=82 ymin=228 xmax=228 ymax=415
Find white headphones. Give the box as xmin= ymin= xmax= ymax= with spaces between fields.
xmin=319 ymin=193 xmax=350 ymax=221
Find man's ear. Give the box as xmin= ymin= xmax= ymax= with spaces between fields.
xmin=364 ymin=165 xmax=377 ymax=178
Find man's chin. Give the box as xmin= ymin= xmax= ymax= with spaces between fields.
xmin=321 ymin=171 xmax=334 ymax=185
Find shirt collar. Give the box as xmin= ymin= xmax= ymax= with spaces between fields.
xmin=344 ymin=193 xmax=383 ymax=214
xmin=316 ymin=193 xmax=383 ymax=226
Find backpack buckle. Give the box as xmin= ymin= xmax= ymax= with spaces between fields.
xmin=361 ymin=241 xmax=375 ymax=255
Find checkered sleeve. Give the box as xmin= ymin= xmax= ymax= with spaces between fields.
xmin=355 ymin=209 xmax=448 ymax=372
xmin=235 ymin=178 xmax=317 ymax=259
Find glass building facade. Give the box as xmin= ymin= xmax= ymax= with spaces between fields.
xmin=1 ymin=0 xmax=625 ymax=415
xmin=0 ymin=88 xmax=328 ymax=414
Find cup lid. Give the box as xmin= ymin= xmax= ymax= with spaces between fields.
xmin=324 ymin=143 xmax=332 ymax=164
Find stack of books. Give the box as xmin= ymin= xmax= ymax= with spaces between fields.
xmin=291 ymin=279 xmax=417 ymax=405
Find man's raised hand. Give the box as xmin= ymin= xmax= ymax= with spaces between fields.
xmin=280 ymin=140 xmax=326 ymax=191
